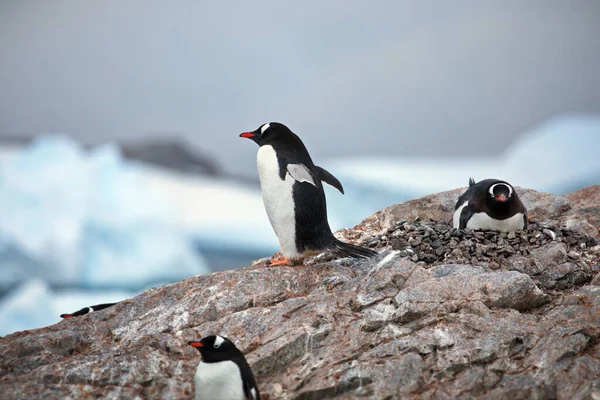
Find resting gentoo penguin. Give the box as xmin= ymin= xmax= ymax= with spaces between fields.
xmin=240 ymin=122 xmax=377 ymax=266
xmin=189 ymin=335 xmax=260 ymax=400
xmin=60 ymin=302 xmax=117 ymax=319
xmin=453 ymin=178 xmax=527 ymax=232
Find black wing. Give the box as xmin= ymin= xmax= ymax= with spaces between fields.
xmin=314 ymin=166 xmax=344 ymax=194
xmin=243 ymin=381 xmax=260 ymax=400
xmin=238 ymin=360 xmax=260 ymax=400
xmin=459 ymin=204 xmax=474 ymax=229
xmin=242 ymin=374 xmax=260 ymax=400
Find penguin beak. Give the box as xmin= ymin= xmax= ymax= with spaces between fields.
xmin=188 ymin=341 xmax=204 ymax=348
xmin=239 ymin=132 xmax=256 ymax=139
xmin=496 ymin=194 xmax=508 ymax=202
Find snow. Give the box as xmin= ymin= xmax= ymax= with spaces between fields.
xmin=0 ymin=144 xmax=18 ymax=164
xmin=139 ymin=166 xmax=278 ymax=252
xmin=0 ymin=135 xmax=209 ymax=291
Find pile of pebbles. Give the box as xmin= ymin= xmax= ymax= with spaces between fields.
xmin=365 ymin=219 xmax=599 ymax=271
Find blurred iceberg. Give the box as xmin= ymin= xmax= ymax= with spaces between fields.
xmin=0 ymin=135 xmax=209 ymax=291
xmin=324 ymin=115 xmax=600 ymax=228
xmin=0 ymin=279 xmax=134 ymax=336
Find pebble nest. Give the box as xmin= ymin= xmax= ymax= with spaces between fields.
xmin=362 ymin=220 xmax=600 ymax=289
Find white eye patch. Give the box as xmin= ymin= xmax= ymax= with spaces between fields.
xmin=213 ymin=335 xmax=225 ymax=349
xmin=489 ymin=183 xmax=513 ymax=198
xmin=260 ymin=123 xmax=270 ymax=134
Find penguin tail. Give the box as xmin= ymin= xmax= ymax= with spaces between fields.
xmin=331 ymin=239 xmax=378 ymax=259
xmin=468 ymin=177 xmax=476 ymax=187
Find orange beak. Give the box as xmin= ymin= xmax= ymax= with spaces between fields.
xmin=239 ymin=132 xmax=256 ymax=139
xmin=497 ymin=194 xmax=508 ymax=202
xmin=188 ymin=341 xmax=204 ymax=348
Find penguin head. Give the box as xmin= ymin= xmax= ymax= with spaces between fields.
xmin=239 ymin=122 xmax=291 ymax=146
xmin=188 ymin=335 xmax=241 ymax=363
xmin=488 ymin=181 xmax=514 ymax=204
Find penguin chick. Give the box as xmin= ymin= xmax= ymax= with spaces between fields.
xmin=453 ymin=178 xmax=527 ymax=232
xmin=188 ymin=335 xmax=260 ymax=400
xmin=240 ymin=122 xmax=377 ymax=266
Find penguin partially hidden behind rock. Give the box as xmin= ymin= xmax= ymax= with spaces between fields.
xmin=240 ymin=122 xmax=378 ymax=266
xmin=60 ymin=302 xmax=117 ymax=319
xmin=188 ymin=335 xmax=260 ymax=400
xmin=453 ymin=178 xmax=528 ymax=232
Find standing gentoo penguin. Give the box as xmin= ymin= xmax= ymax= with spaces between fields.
xmin=188 ymin=335 xmax=260 ymax=400
xmin=240 ymin=122 xmax=377 ymax=266
xmin=453 ymin=178 xmax=528 ymax=232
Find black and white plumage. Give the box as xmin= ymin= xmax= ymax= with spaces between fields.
xmin=60 ymin=302 xmax=117 ymax=319
xmin=453 ymin=178 xmax=528 ymax=232
xmin=240 ymin=122 xmax=377 ymax=266
xmin=188 ymin=335 xmax=260 ymax=400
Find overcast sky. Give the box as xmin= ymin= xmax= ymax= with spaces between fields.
xmin=1 ymin=0 xmax=599 ymax=177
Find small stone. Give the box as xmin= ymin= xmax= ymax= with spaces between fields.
xmin=542 ymin=229 xmax=556 ymax=241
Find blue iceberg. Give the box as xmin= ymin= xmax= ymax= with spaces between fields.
xmin=0 ymin=135 xmax=209 ymax=292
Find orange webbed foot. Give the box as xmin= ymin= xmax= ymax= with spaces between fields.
xmin=268 ymin=257 xmax=294 ymax=267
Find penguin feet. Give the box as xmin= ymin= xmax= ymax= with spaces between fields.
xmin=268 ymin=256 xmax=295 ymax=267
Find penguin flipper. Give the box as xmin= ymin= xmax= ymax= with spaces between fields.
xmin=60 ymin=302 xmax=118 ymax=319
xmin=243 ymin=381 xmax=260 ymax=400
xmin=459 ymin=205 xmax=474 ymax=230
xmin=468 ymin=177 xmax=476 ymax=187
xmin=240 ymin=363 xmax=260 ymax=400
xmin=315 ymin=166 xmax=344 ymax=194
xmin=287 ymin=163 xmax=317 ymax=187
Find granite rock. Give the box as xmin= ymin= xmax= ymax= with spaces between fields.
xmin=1 ymin=187 xmax=599 ymax=399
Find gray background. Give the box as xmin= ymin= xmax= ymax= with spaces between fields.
xmin=1 ymin=0 xmax=599 ymax=178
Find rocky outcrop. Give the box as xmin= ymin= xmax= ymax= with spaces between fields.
xmin=352 ymin=186 xmax=599 ymax=241
xmin=1 ymin=187 xmax=599 ymax=400
xmin=565 ymin=185 xmax=600 ymax=237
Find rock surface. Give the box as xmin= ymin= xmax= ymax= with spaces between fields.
xmin=1 ymin=187 xmax=599 ymax=400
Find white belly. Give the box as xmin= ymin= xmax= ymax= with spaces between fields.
xmin=194 ymin=361 xmax=246 ymax=400
xmin=466 ymin=212 xmax=525 ymax=232
xmin=257 ymin=145 xmax=299 ymax=259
